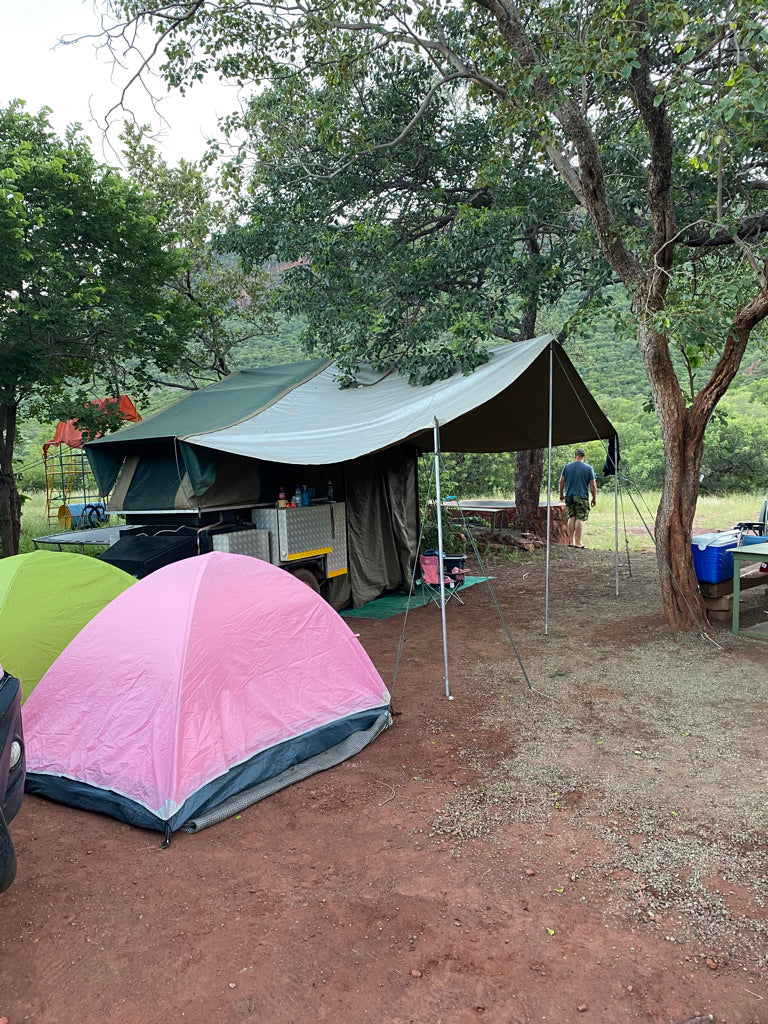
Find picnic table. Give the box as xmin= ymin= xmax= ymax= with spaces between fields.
xmin=445 ymin=500 xmax=566 ymax=534
xmin=730 ymin=541 xmax=768 ymax=640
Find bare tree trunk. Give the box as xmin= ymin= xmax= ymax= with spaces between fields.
xmin=514 ymin=448 xmax=545 ymax=535
xmin=653 ymin=405 xmax=707 ymax=628
xmin=634 ymin=310 xmax=707 ymax=626
xmin=0 ymin=403 xmax=21 ymax=558
xmin=637 ymin=282 xmax=768 ymax=627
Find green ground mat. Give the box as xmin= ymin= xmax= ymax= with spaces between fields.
xmin=340 ymin=576 xmax=491 ymax=620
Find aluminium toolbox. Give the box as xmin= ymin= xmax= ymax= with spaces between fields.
xmin=692 ymin=531 xmax=765 ymax=584
xmin=251 ymin=502 xmax=348 ymax=577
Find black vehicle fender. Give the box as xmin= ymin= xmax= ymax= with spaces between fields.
xmin=0 ymin=670 xmax=24 ymax=893
xmin=0 ymin=808 xmax=16 ymax=893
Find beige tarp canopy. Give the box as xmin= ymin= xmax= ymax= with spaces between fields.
xmin=88 ymin=335 xmax=614 ymax=494
xmin=181 ymin=335 xmax=615 ymax=462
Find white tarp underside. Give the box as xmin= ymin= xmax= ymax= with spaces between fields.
xmin=182 ymin=335 xmax=595 ymax=464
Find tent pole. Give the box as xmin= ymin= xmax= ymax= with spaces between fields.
xmin=433 ymin=418 xmax=452 ymax=700
xmin=618 ymin=452 xmax=622 ymax=598
xmin=545 ymin=343 xmax=554 ymax=636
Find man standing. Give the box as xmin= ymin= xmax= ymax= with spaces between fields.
xmin=559 ymin=448 xmax=597 ymax=548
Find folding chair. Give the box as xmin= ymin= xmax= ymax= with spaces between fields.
xmin=418 ymin=553 xmax=467 ymax=606
xmin=734 ymin=492 xmax=768 ymax=537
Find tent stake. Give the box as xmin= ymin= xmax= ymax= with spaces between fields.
xmin=433 ymin=419 xmax=452 ymax=700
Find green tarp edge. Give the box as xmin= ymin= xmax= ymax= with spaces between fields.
xmin=86 ymin=359 xmax=330 ymax=495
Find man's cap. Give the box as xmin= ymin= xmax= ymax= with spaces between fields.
xmin=574 ymin=447 xmax=586 ymax=457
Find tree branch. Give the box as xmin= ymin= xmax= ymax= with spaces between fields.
xmin=473 ymin=0 xmax=643 ymax=288
xmin=628 ymin=18 xmax=675 ymax=292
xmin=682 ymin=210 xmax=768 ymax=248
xmin=689 ymin=280 xmax=768 ymax=434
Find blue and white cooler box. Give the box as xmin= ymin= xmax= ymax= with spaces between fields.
xmin=691 ymin=530 xmax=765 ymax=584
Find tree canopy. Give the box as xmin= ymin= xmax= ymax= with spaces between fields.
xmin=0 ymin=102 xmax=192 ymax=555
xmin=121 ymin=123 xmax=277 ymax=387
xmin=96 ymin=2 xmax=768 ymax=623
xmin=219 ymin=57 xmax=612 ymax=385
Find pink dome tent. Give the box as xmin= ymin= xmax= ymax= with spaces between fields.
xmin=23 ymin=553 xmax=391 ymax=840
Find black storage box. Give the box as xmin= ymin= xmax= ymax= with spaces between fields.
xmin=443 ymin=554 xmax=467 ymax=574
xmin=98 ymin=531 xmax=198 ymax=578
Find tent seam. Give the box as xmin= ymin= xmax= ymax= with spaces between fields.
xmin=177 ymin=361 xmax=332 ymax=441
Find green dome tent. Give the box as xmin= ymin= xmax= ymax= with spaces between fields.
xmin=0 ymin=551 xmax=135 ymax=701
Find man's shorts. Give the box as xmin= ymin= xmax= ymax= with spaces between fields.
xmin=565 ymin=496 xmax=590 ymax=521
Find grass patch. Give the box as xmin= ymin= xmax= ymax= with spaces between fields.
xmin=577 ymin=489 xmax=766 ymax=553
xmin=19 ymin=491 xmax=51 ymax=554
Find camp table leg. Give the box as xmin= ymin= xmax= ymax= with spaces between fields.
xmin=732 ymin=557 xmax=741 ymax=635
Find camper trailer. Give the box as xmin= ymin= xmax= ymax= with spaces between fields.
xmin=100 ymin=499 xmax=348 ymax=597
xmin=84 ymin=338 xmax=616 ymax=608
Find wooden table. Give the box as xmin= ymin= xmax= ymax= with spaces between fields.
xmin=446 ymin=500 xmax=565 ymax=534
xmin=730 ymin=541 xmax=768 ymax=639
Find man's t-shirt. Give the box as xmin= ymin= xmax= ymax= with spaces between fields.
xmin=561 ymin=460 xmax=596 ymax=498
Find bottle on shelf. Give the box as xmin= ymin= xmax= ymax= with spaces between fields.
xmin=301 ymin=484 xmax=310 ymax=506
xmin=277 ymin=484 xmax=287 ymax=508
xmin=327 ymin=480 xmax=334 ymax=502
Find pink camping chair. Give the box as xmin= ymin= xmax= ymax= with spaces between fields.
xmin=418 ymin=554 xmax=467 ymax=606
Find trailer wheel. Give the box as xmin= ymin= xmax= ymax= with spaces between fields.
xmin=290 ymin=568 xmax=321 ymax=595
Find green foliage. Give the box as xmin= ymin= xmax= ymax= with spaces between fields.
xmin=580 ymin=382 xmax=768 ymax=495
xmin=418 ymin=502 xmax=469 ymax=555
xmin=15 ymin=491 xmax=49 ymax=554
xmin=566 ymin=297 xmax=768 ymax=494
xmin=699 ymin=396 xmax=768 ymax=494
xmin=229 ymin=311 xmax=305 ymax=368
xmin=217 ymin=53 xmax=611 ymax=385
xmin=0 ymin=103 xmax=191 ymax=412
xmin=11 ymin=419 xmax=49 ymax=492
xmin=0 ymin=102 xmax=197 ymax=554
xmin=121 ymin=124 xmax=278 ymax=386
xmin=432 ymin=453 xmax=517 ymax=499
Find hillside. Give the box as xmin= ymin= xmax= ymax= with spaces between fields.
xmin=561 ymin=293 xmax=768 ymax=403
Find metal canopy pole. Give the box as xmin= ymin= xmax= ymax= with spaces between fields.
xmin=433 ymin=418 xmax=452 ymax=699
xmin=614 ymin=457 xmax=620 ymax=596
xmin=545 ymin=343 xmax=554 ymax=635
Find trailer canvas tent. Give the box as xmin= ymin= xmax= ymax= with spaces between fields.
xmin=86 ymin=335 xmax=616 ymax=606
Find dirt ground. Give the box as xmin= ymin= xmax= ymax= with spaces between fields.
xmin=2 ymin=544 xmax=768 ymax=1024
